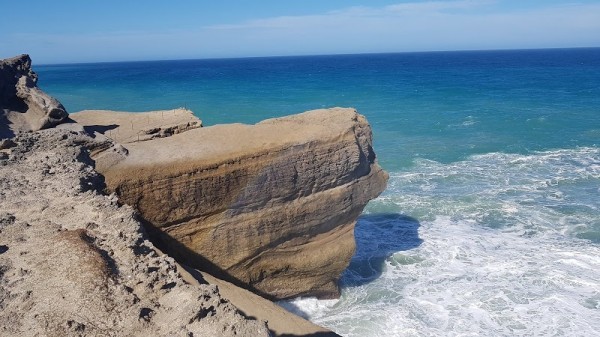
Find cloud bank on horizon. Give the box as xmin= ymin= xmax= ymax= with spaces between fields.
xmin=2 ymin=0 xmax=600 ymax=63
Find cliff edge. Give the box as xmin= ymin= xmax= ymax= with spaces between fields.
xmin=87 ymin=108 xmax=388 ymax=300
xmin=0 ymin=54 xmax=344 ymax=336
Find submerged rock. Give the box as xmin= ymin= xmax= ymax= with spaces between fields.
xmin=92 ymin=107 xmax=388 ymax=300
xmin=0 ymin=54 xmax=68 ymax=137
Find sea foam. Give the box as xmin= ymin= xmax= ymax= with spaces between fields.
xmin=285 ymin=148 xmax=600 ymax=336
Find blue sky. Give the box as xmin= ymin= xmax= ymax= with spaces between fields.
xmin=2 ymin=0 xmax=599 ymax=64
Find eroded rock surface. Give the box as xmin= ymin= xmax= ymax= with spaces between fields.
xmin=0 ymin=130 xmax=271 ymax=337
xmin=0 ymin=54 xmax=68 ymax=137
xmin=94 ymin=108 xmax=388 ymax=300
xmin=70 ymin=108 xmax=202 ymax=144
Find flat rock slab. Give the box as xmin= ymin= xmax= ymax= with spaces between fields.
xmin=71 ymin=108 xmax=201 ymax=144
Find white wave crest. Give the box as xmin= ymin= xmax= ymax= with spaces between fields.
xmin=283 ymin=147 xmax=600 ymax=336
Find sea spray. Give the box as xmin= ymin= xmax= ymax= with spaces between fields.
xmin=284 ymin=148 xmax=600 ymax=336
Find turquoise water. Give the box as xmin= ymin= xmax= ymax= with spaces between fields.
xmin=37 ymin=48 xmax=600 ymax=336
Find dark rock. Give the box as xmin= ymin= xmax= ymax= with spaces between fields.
xmin=0 ymin=139 xmax=16 ymax=150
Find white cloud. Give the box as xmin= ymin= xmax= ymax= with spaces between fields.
xmin=208 ymin=0 xmax=494 ymax=30
xmin=384 ymin=0 xmax=494 ymax=13
xmin=202 ymin=1 xmax=600 ymax=55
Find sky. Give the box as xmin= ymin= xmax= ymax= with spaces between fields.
xmin=1 ymin=0 xmax=600 ymax=64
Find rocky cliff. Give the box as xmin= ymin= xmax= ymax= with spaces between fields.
xmin=0 ymin=52 xmax=388 ymax=336
xmin=0 ymin=54 xmax=68 ymax=137
xmin=0 ymin=54 xmax=343 ymax=336
xmin=0 ymin=129 xmax=271 ymax=337
xmin=89 ymin=108 xmax=388 ymax=300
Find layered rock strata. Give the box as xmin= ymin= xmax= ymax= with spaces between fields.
xmin=1 ymin=54 xmax=345 ymax=336
xmin=0 ymin=130 xmax=271 ymax=337
xmin=93 ymin=108 xmax=388 ymax=300
xmin=0 ymin=54 xmax=68 ymax=137
xmin=0 ymin=54 xmax=345 ymax=336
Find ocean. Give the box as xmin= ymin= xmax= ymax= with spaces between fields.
xmin=36 ymin=48 xmax=600 ymax=336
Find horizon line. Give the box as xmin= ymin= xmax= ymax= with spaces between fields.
xmin=34 ymin=46 xmax=600 ymax=67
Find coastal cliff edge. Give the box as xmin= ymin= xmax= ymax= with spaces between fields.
xmin=80 ymin=107 xmax=388 ymax=301
xmin=1 ymin=54 xmax=343 ymax=336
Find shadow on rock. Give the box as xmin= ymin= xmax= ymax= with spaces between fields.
xmin=342 ymin=213 xmax=423 ymax=287
xmin=278 ymin=213 xmax=422 ymax=321
xmin=82 ymin=124 xmax=119 ymax=136
xmin=0 ymin=114 xmax=15 ymax=139
xmin=138 ymin=217 xmax=277 ymax=301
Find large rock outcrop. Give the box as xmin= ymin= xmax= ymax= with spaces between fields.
xmin=88 ymin=108 xmax=388 ymax=300
xmin=0 ymin=54 xmax=343 ymax=336
xmin=0 ymin=54 xmax=68 ymax=137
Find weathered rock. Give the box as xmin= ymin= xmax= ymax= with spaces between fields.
xmin=93 ymin=108 xmax=388 ymax=300
xmin=70 ymin=108 xmax=202 ymax=144
xmin=0 ymin=130 xmax=271 ymax=337
xmin=0 ymin=54 xmax=68 ymax=137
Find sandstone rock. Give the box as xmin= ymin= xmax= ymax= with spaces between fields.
xmin=0 ymin=130 xmax=271 ymax=337
xmin=93 ymin=108 xmax=388 ymax=300
xmin=70 ymin=108 xmax=202 ymax=144
xmin=0 ymin=54 xmax=68 ymax=137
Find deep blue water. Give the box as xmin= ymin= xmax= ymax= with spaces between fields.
xmin=38 ymin=48 xmax=600 ymax=170
xmin=36 ymin=49 xmax=600 ymax=336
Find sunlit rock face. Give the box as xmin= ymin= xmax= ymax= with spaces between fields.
xmin=96 ymin=108 xmax=388 ymax=300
